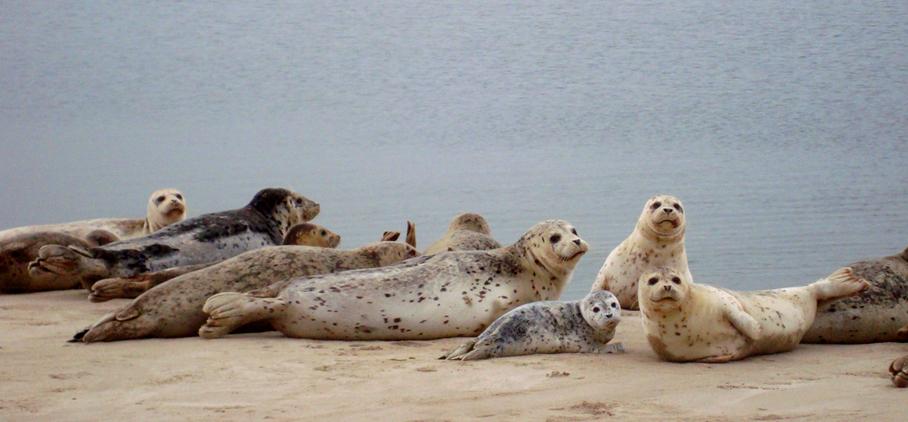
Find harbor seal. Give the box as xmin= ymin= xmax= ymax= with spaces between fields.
xmin=87 ymin=223 xmax=343 ymax=301
xmin=424 ymin=213 xmax=501 ymax=255
xmin=28 ymin=188 xmax=319 ymax=290
xmin=0 ymin=230 xmax=117 ymax=293
xmin=441 ymin=290 xmax=624 ymax=360
xmin=198 ymin=219 xmax=588 ymax=340
xmin=802 ymin=246 xmax=908 ymax=343
xmin=591 ymin=195 xmax=691 ymax=310
xmin=639 ymin=267 xmax=869 ymax=363
xmin=890 ymin=355 xmax=908 ymax=388
xmin=0 ymin=188 xmax=187 ymax=242
xmin=74 ymin=241 xmax=419 ymax=342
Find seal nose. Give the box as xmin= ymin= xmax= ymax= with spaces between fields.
xmin=663 ymin=285 xmax=672 ymax=292
xmin=663 ymin=208 xmax=673 ymax=214
xmin=572 ymin=239 xmax=581 ymax=246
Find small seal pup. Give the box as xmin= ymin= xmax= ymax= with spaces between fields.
xmin=198 ymin=219 xmax=588 ymax=341
xmin=87 ymin=223 xmax=343 ymax=301
xmin=591 ymin=195 xmax=691 ymax=310
xmin=441 ymin=290 xmax=624 ymax=360
xmin=890 ymin=355 xmax=908 ymax=388
xmin=74 ymin=241 xmax=419 ymax=342
xmin=0 ymin=188 xmax=187 ymax=242
xmin=28 ymin=188 xmax=319 ymax=289
xmin=802 ymin=246 xmax=908 ymax=343
xmin=639 ymin=267 xmax=869 ymax=363
xmin=0 ymin=230 xmax=117 ymax=293
xmin=424 ymin=213 xmax=501 ymax=255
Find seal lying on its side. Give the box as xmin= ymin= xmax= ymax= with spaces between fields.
xmin=198 ymin=220 xmax=588 ymax=341
xmin=442 ymin=290 xmax=623 ymax=360
xmin=424 ymin=213 xmax=501 ymax=255
xmin=87 ymin=223 xmax=342 ymax=301
xmin=29 ymin=188 xmax=319 ymax=289
xmin=0 ymin=188 xmax=187 ymax=242
xmin=639 ymin=267 xmax=869 ymax=363
xmin=0 ymin=230 xmax=117 ymax=293
xmin=802 ymin=246 xmax=908 ymax=343
xmin=74 ymin=241 xmax=419 ymax=342
xmin=591 ymin=195 xmax=691 ymax=310
xmin=890 ymin=355 xmax=908 ymax=388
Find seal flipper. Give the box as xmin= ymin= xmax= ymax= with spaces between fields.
xmin=70 ymin=328 xmax=90 ymax=343
xmin=889 ymin=355 xmax=908 ymax=388
xmin=405 ymin=221 xmax=416 ymax=249
xmin=381 ymin=231 xmax=401 ymax=242
xmin=89 ymin=263 xmax=211 ymax=301
xmin=809 ymin=267 xmax=869 ymax=301
xmin=199 ymin=292 xmax=288 ymax=339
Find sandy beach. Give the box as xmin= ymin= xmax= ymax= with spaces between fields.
xmin=0 ymin=290 xmax=903 ymax=421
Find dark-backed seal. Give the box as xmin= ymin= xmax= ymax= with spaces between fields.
xmin=0 ymin=230 xmax=117 ymax=293
xmin=87 ymin=223 xmax=342 ymax=301
xmin=591 ymin=195 xmax=691 ymax=310
xmin=74 ymin=241 xmax=419 ymax=342
xmin=198 ymin=220 xmax=588 ymax=340
xmin=802 ymin=246 xmax=908 ymax=344
xmin=442 ymin=290 xmax=623 ymax=360
xmin=28 ymin=188 xmax=319 ymax=290
xmin=890 ymin=355 xmax=908 ymax=388
xmin=639 ymin=267 xmax=869 ymax=363
xmin=424 ymin=213 xmax=501 ymax=254
xmin=0 ymin=188 xmax=187 ymax=242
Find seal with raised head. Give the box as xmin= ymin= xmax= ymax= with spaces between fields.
xmin=424 ymin=213 xmax=501 ymax=255
xmin=890 ymin=355 xmax=908 ymax=388
xmin=28 ymin=188 xmax=319 ymax=290
xmin=0 ymin=230 xmax=117 ymax=293
xmin=0 ymin=188 xmax=187 ymax=242
xmin=591 ymin=195 xmax=691 ymax=310
xmin=802 ymin=246 xmax=908 ymax=344
xmin=198 ymin=219 xmax=588 ymax=341
xmin=87 ymin=223 xmax=342 ymax=301
xmin=74 ymin=241 xmax=419 ymax=342
xmin=639 ymin=267 xmax=869 ymax=363
xmin=442 ymin=290 xmax=623 ymax=360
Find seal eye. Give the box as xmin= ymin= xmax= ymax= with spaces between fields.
xmin=570 ymin=228 xmax=578 ymax=235
xmin=549 ymin=234 xmax=561 ymax=244
xmin=651 ymin=201 xmax=661 ymax=210
xmin=672 ymin=277 xmax=681 ymax=284
xmin=673 ymin=203 xmax=682 ymax=213
xmin=592 ymin=307 xmax=600 ymax=313
xmin=155 ymin=195 xmax=165 ymax=204
xmin=320 ymin=230 xmax=327 ymax=236
xmin=175 ymin=194 xmax=183 ymax=200
xmin=647 ymin=277 xmax=659 ymax=286
xmin=611 ymin=302 xmax=618 ymax=308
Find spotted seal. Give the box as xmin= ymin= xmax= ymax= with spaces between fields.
xmin=442 ymin=290 xmax=623 ymax=360
xmin=198 ymin=219 xmax=588 ymax=340
xmin=802 ymin=246 xmax=908 ymax=343
xmin=0 ymin=188 xmax=187 ymax=242
xmin=890 ymin=355 xmax=908 ymax=388
xmin=591 ymin=195 xmax=691 ymax=310
xmin=87 ymin=223 xmax=342 ymax=301
xmin=28 ymin=188 xmax=319 ymax=290
xmin=74 ymin=241 xmax=419 ymax=342
xmin=0 ymin=230 xmax=117 ymax=293
xmin=424 ymin=213 xmax=501 ymax=255
xmin=639 ymin=267 xmax=869 ymax=363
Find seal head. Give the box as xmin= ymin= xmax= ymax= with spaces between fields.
xmin=143 ymin=189 xmax=187 ymax=234
xmin=282 ymin=223 xmax=341 ymax=248
xmin=637 ymin=195 xmax=686 ymax=241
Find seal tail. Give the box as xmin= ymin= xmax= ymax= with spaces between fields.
xmin=809 ymin=267 xmax=869 ymax=301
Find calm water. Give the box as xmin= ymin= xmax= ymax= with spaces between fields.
xmin=1 ymin=1 xmax=906 ymax=299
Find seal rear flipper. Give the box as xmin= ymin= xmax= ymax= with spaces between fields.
xmin=381 ymin=231 xmax=401 ymax=242
xmin=405 ymin=221 xmax=416 ymax=249
xmin=441 ymin=339 xmax=477 ymax=360
xmin=199 ymin=292 xmax=288 ymax=339
xmin=889 ymin=355 xmax=908 ymax=388
xmin=810 ymin=267 xmax=870 ymax=301
xmin=69 ymin=327 xmax=90 ymax=343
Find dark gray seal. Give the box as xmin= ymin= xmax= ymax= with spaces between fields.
xmin=0 ymin=230 xmax=117 ymax=293
xmin=802 ymin=246 xmax=908 ymax=344
xmin=28 ymin=188 xmax=319 ymax=290
xmin=442 ymin=290 xmax=623 ymax=360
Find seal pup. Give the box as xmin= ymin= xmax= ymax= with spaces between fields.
xmin=0 ymin=188 xmax=187 ymax=242
xmin=75 ymin=241 xmax=419 ymax=342
xmin=639 ymin=267 xmax=869 ymax=363
xmin=890 ymin=355 xmax=908 ymax=388
xmin=802 ymin=246 xmax=908 ymax=343
xmin=88 ymin=223 xmax=342 ymax=301
xmin=198 ymin=219 xmax=588 ymax=341
xmin=591 ymin=195 xmax=691 ymax=310
xmin=0 ymin=230 xmax=117 ymax=293
xmin=424 ymin=213 xmax=501 ymax=255
xmin=28 ymin=188 xmax=319 ymax=290
xmin=442 ymin=290 xmax=623 ymax=360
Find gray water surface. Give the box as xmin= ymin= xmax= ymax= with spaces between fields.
xmin=1 ymin=1 xmax=906 ymax=299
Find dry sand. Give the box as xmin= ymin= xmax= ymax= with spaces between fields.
xmin=1 ymin=290 xmax=905 ymax=421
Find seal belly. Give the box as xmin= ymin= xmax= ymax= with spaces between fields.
xmin=737 ymin=289 xmax=814 ymax=354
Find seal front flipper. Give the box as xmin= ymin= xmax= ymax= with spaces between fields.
xmin=199 ymin=292 xmax=288 ymax=339
xmin=718 ymin=291 xmax=761 ymax=342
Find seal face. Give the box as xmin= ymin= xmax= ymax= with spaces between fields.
xmin=74 ymin=241 xmax=419 ymax=342
xmin=282 ymin=223 xmax=341 ymax=248
xmin=143 ymin=189 xmax=187 ymax=234
xmin=591 ymin=195 xmax=691 ymax=310
xmin=424 ymin=213 xmax=501 ymax=255
xmin=442 ymin=290 xmax=623 ymax=360
xmin=28 ymin=187 xmax=319 ymax=289
xmin=198 ymin=219 xmax=588 ymax=341
xmin=802 ymin=246 xmax=908 ymax=343
xmin=639 ymin=267 xmax=869 ymax=363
